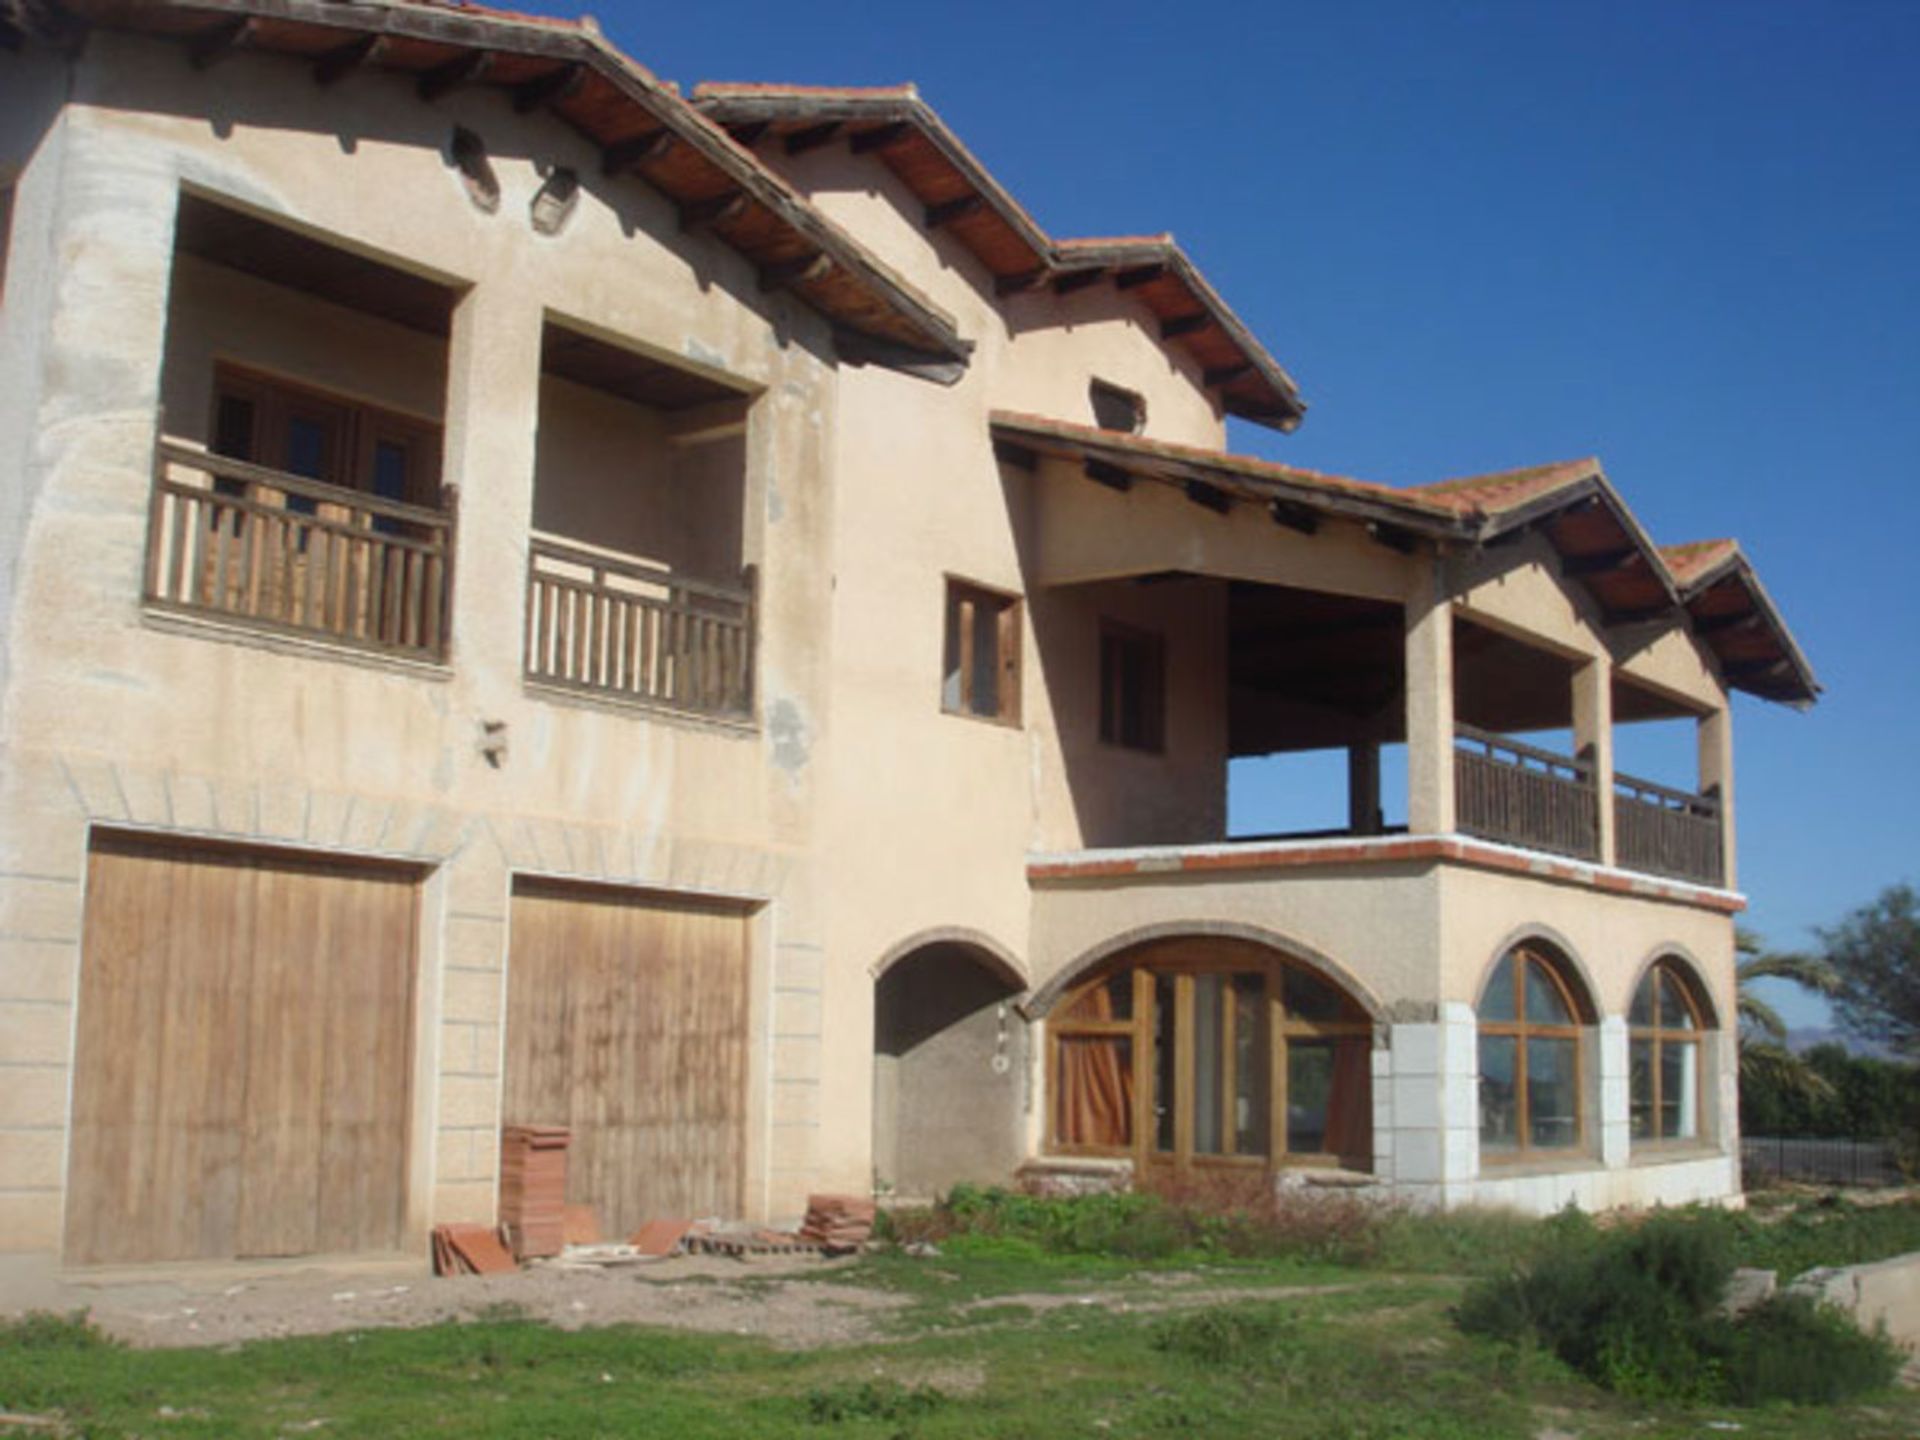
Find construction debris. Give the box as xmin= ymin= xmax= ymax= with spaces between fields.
xmin=431 ymin=1223 xmax=517 ymax=1276
xmin=562 ymin=1203 xmax=602 ymax=1247
xmin=799 ymin=1194 xmax=877 ymax=1252
xmin=627 ymin=1219 xmax=696 ymax=1257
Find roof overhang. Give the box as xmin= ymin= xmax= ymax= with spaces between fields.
xmin=694 ymin=84 xmax=1306 ymax=432
xmin=993 ymin=413 xmax=1819 ymax=708
xmin=16 ymin=0 xmax=971 ymax=379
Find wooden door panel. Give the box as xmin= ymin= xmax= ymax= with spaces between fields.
xmin=66 ymin=838 xmax=416 ymax=1265
xmin=506 ymin=885 xmax=749 ymax=1238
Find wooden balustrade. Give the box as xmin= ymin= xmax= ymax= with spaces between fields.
xmin=144 ymin=441 xmax=455 ymax=660
xmin=524 ymin=537 xmax=754 ymax=720
xmin=1615 ymin=772 xmax=1724 ymax=886
xmin=1453 ymin=723 xmax=1599 ymax=861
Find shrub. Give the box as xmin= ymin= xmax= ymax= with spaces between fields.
xmin=1151 ymin=1304 xmax=1304 ymax=1369
xmin=801 ymin=1380 xmax=945 ymax=1424
xmin=0 ymin=1310 xmax=116 ymax=1351
xmin=1456 ymin=1209 xmax=1901 ymax=1406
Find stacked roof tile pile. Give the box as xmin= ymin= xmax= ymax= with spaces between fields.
xmin=799 ymin=1194 xmax=876 ymax=1252
xmin=499 ymin=1125 xmax=570 ymax=1259
xmin=432 ymin=1223 xmax=517 ymax=1276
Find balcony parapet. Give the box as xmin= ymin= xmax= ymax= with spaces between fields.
xmin=1027 ymin=833 xmax=1744 ymax=915
xmin=144 ymin=441 xmax=456 ymax=662
xmin=524 ymin=536 xmax=755 ymax=723
xmin=1454 ymin=723 xmax=1599 ymax=862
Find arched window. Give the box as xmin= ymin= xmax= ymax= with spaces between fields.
xmin=1629 ymin=958 xmax=1709 ymax=1143
xmin=1478 ymin=943 xmax=1588 ymax=1155
xmin=1049 ymin=942 xmax=1373 ymax=1174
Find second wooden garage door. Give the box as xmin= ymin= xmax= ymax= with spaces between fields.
xmin=66 ymin=836 xmax=418 ymax=1265
xmin=505 ymin=883 xmax=751 ymax=1235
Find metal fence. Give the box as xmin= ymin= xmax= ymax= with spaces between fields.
xmin=1741 ymin=1135 xmax=1906 ymax=1188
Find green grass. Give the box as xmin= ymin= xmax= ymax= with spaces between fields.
xmin=4 ymin=1198 xmax=1915 ymax=1438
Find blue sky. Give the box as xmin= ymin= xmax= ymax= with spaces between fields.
xmin=560 ymin=0 xmax=1918 ymax=1026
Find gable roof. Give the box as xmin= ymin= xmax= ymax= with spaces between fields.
xmin=10 ymin=0 xmax=971 ymax=377
xmin=990 ymin=412 xmax=1818 ymax=706
xmin=691 ymin=83 xmax=1307 ymax=432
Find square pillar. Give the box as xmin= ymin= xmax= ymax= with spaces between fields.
xmin=1379 ymin=1004 xmax=1480 ymax=1203
xmin=1404 ymin=573 xmax=1455 ymax=836
xmin=1347 ymin=742 xmax=1382 ymax=836
xmin=1598 ymin=1015 xmax=1630 ymax=1168
xmin=1572 ymin=658 xmax=1615 ymax=866
xmin=442 ymin=284 xmax=545 ymax=702
xmin=1698 ymin=707 xmax=1736 ymax=888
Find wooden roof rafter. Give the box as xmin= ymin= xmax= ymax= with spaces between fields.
xmin=35 ymin=0 xmax=971 ymax=380
xmin=691 ymin=83 xmax=1307 ymax=431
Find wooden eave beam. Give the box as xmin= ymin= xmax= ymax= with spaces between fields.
xmin=1185 ymin=480 xmax=1232 ymax=515
xmin=1692 ymin=610 xmax=1764 ymax=639
xmin=850 ymin=122 xmax=912 ymax=154
xmin=313 ymin=33 xmax=388 ymax=86
xmin=1725 ymin=657 xmax=1791 ymax=682
xmin=1604 ymin=604 xmax=1674 ymax=627
xmin=1053 ymin=268 xmax=1107 ymax=296
xmin=995 ymin=268 xmax=1049 ymax=296
xmin=189 ymin=15 xmax=256 ymax=68
xmin=758 ymin=252 xmax=832 ymax=292
xmin=725 ymin=120 xmax=770 ymax=148
xmin=1561 ymin=546 xmax=1639 ymax=577
xmin=679 ymin=189 xmax=749 ymax=232
xmin=784 ymin=121 xmax=841 ymax=155
xmin=924 ymin=195 xmax=984 ymax=229
xmin=993 ymin=439 xmax=1038 ymax=471
xmin=602 ymin=128 xmax=674 ymax=175
xmin=1115 ymin=264 xmax=1168 ymax=290
xmin=1161 ymin=312 xmax=1211 ymax=340
xmin=1367 ymin=521 xmax=1419 ymax=554
xmin=418 ymin=49 xmax=493 ymax=101
xmin=1268 ymin=499 xmax=1320 ymax=535
xmin=1204 ymin=362 xmax=1255 ymax=388
xmin=1084 ymin=459 xmax=1133 ymax=492
xmin=514 ymin=61 xmax=586 ymax=113
xmin=0 ymin=15 xmax=20 ymax=51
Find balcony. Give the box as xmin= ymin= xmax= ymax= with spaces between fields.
xmin=144 ymin=442 xmax=454 ymax=662
xmin=1454 ymin=723 xmax=1598 ymax=863
xmin=524 ymin=538 xmax=754 ymax=721
xmin=1614 ymin=771 xmax=1723 ymax=888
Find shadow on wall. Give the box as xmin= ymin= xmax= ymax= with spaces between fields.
xmin=873 ymin=942 xmax=1027 ymax=1199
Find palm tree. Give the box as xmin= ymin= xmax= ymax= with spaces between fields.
xmin=1735 ymin=927 xmax=1841 ymax=1103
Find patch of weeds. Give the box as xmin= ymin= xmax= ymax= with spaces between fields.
xmin=464 ymin=1300 xmax=534 ymax=1325
xmin=1719 ymin=1293 xmax=1903 ymax=1405
xmin=799 ymin=1379 xmax=945 ymax=1424
xmin=0 ymin=1310 xmax=117 ymax=1351
xmin=1150 ymin=1304 xmax=1304 ymax=1369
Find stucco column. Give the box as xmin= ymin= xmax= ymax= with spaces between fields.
xmin=1348 ymin=742 xmax=1382 ymax=836
xmin=1404 ymin=571 xmax=1456 ymax=835
xmin=442 ymin=282 xmax=544 ymax=702
xmin=1698 ymin=706 xmax=1736 ymax=889
xmin=1598 ymin=1015 xmax=1630 ymax=1168
xmin=1572 ymin=657 xmax=1615 ymax=866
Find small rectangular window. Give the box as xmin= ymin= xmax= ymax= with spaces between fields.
xmin=1099 ymin=621 xmax=1165 ymax=751
xmin=942 ymin=578 xmax=1021 ymax=723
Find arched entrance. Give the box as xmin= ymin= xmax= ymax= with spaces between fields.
xmin=1046 ymin=936 xmax=1376 ymax=1191
xmin=872 ymin=936 xmax=1028 ymax=1199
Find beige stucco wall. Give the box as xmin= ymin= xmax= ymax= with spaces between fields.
xmin=0 ymin=31 xmax=842 ymax=1254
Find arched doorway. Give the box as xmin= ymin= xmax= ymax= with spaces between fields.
xmin=1046 ymin=936 xmax=1375 ymax=1192
xmin=872 ymin=937 xmax=1027 ymax=1199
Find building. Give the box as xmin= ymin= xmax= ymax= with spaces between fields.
xmin=0 ymin=0 xmax=1818 ymax=1274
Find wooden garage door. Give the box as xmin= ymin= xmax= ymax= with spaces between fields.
xmin=505 ymin=883 xmax=750 ymax=1235
xmin=66 ymin=836 xmax=418 ymax=1265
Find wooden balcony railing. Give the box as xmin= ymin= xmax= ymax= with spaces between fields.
xmin=1615 ymin=772 xmax=1723 ymax=887
xmin=144 ymin=442 xmax=455 ymax=660
xmin=525 ymin=537 xmax=754 ymax=721
xmin=1454 ymin=723 xmax=1599 ymax=861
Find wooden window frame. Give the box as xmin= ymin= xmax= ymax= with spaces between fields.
xmin=1098 ymin=619 xmax=1166 ymax=753
xmin=210 ymin=363 xmax=443 ymax=510
xmin=941 ymin=576 xmax=1022 ymax=726
xmin=1047 ymin=951 xmax=1373 ymax=1173
xmin=1478 ymin=945 xmax=1590 ymax=1160
xmin=1628 ymin=957 xmax=1709 ymax=1147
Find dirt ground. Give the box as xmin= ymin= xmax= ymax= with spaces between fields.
xmin=2 ymin=1250 xmax=1371 ymax=1352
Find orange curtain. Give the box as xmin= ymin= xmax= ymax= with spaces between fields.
xmin=1056 ymin=983 xmax=1133 ymax=1148
xmin=1323 ymin=1037 xmax=1372 ymax=1164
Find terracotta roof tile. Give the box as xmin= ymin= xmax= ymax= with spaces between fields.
xmin=1410 ymin=459 xmax=1597 ymax=514
xmin=1660 ymin=539 xmax=1739 ymax=586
